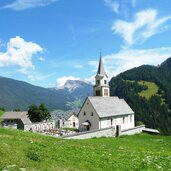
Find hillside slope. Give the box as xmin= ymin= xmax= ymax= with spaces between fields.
xmin=110 ymin=57 xmax=171 ymax=135
xmin=0 ymin=128 xmax=171 ymax=170
xmin=0 ymin=77 xmax=69 ymax=111
xmin=0 ymin=77 xmax=92 ymax=111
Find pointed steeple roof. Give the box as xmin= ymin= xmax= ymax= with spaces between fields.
xmin=97 ymin=52 xmax=108 ymax=77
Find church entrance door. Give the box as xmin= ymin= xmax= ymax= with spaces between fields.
xmin=86 ymin=125 xmax=90 ymax=131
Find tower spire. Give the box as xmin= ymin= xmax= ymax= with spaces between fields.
xmin=93 ymin=52 xmax=110 ymax=97
xmin=97 ymin=51 xmax=108 ymax=77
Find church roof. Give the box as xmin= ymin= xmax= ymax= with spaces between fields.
xmin=87 ymin=96 xmax=134 ymax=118
xmin=1 ymin=111 xmax=32 ymax=124
xmin=96 ymin=55 xmax=108 ymax=77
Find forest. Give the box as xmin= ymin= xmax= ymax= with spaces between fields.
xmin=110 ymin=57 xmax=171 ymax=135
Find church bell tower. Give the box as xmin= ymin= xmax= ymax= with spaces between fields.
xmin=93 ymin=53 xmax=110 ymax=97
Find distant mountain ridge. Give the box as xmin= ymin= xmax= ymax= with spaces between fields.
xmin=0 ymin=77 xmax=92 ymax=111
xmin=51 ymin=80 xmax=93 ymax=109
xmin=56 ymin=80 xmax=92 ymax=92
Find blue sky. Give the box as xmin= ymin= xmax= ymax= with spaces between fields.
xmin=0 ymin=0 xmax=171 ymax=88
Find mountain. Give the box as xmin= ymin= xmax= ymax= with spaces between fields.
xmin=52 ymin=80 xmax=93 ymax=109
xmin=110 ymin=57 xmax=171 ymax=135
xmin=56 ymin=80 xmax=92 ymax=92
xmin=0 ymin=77 xmax=92 ymax=111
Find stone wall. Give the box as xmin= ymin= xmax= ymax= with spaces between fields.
xmin=63 ymin=125 xmax=145 ymax=139
xmin=24 ymin=121 xmax=55 ymax=132
xmin=63 ymin=127 xmax=115 ymax=139
xmin=120 ymin=125 xmax=145 ymax=136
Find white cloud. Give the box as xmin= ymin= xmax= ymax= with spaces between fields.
xmin=112 ymin=9 xmax=171 ymax=46
xmin=3 ymin=0 xmax=57 ymax=11
xmin=74 ymin=64 xmax=83 ymax=68
xmin=27 ymin=72 xmax=55 ymax=81
xmin=0 ymin=36 xmax=43 ymax=70
xmin=104 ymin=0 xmax=119 ymax=13
xmin=84 ymin=75 xmax=95 ymax=84
xmin=38 ymin=57 xmax=45 ymax=61
xmin=88 ymin=60 xmax=98 ymax=66
xmin=103 ymin=47 xmax=171 ymax=78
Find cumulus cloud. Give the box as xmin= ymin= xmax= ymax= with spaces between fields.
xmin=112 ymin=9 xmax=171 ymax=46
xmin=3 ymin=0 xmax=57 ymax=11
xmin=0 ymin=36 xmax=43 ymax=70
xmin=103 ymin=47 xmax=171 ymax=78
xmin=104 ymin=0 xmax=119 ymax=13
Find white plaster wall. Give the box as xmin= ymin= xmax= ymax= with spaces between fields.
xmin=100 ymin=118 xmax=111 ymax=129
xmin=95 ymin=75 xmax=108 ymax=87
xmin=121 ymin=114 xmax=135 ymax=130
xmin=99 ymin=114 xmax=135 ymax=131
xmin=79 ymin=98 xmax=99 ymax=131
xmin=64 ymin=115 xmax=79 ymax=129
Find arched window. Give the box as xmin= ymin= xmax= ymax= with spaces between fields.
xmin=96 ymin=80 xmax=100 ymax=85
xmin=84 ymin=112 xmax=86 ymax=116
xmin=130 ymin=115 xmax=132 ymax=122
xmin=123 ymin=117 xmax=125 ymax=124
xmin=91 ymin=112 xmax=93 ymax=116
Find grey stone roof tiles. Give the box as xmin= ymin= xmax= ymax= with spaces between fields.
xmin=88 ymin=96 xmax=134 ymax=118
xmin=97 ymin=56 xmax=108 ymax=77
xmin=1 ymin=111 xmax=32 ymax=124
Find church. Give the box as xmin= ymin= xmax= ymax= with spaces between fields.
xmin=78 ymin=54 xmax=135 ymax=131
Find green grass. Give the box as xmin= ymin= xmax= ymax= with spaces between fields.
xmin=0 ymin=110 xmax=4 ymax=117
xmin=138 ymin=81 xmax=159 ymax=99
xmin=0 ymin=128 xmax=171 ymax=171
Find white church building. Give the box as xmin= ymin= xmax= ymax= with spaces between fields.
xmin=78 ymin=55 xmax=135 ymax=131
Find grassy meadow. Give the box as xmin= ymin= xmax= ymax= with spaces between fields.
xmin=138 ymin=81 xmax=159 ymax=99
xmin=0 ymin=128 xmax=171 ymax=171
xmin=0 ymin=110 xmax=4 ymax=117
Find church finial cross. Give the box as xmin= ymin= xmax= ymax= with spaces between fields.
xmin=100 ymin=48 xmax=102 ymax=58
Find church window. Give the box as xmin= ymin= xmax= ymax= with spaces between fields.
xmin=96 ymin=90 xmax=100 ymax=96
xmin=130 ymin=115 xmax=132 ymax=122
xmin=96 ymin=80 xmax=100 ymax=85
xmin=123 ymin=117 xmax=125 ymax=124
xmin=84 ymin=112 xmax=86 ymax=116
xmin=111 ymin=118 xmax=113 ymax=126
xmin=91 ymin=112 xmax=93 ymax=116
xmin=104 ymin=80 xmax=107 ymax=84
xmin=104 ymin=89 xmax=108 ymax=96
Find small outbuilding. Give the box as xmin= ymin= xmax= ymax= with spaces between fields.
xmin=1 ymin=111 xmax=32 ymax=130
xmin=63 ymin=112 xmax=79 ymax=129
